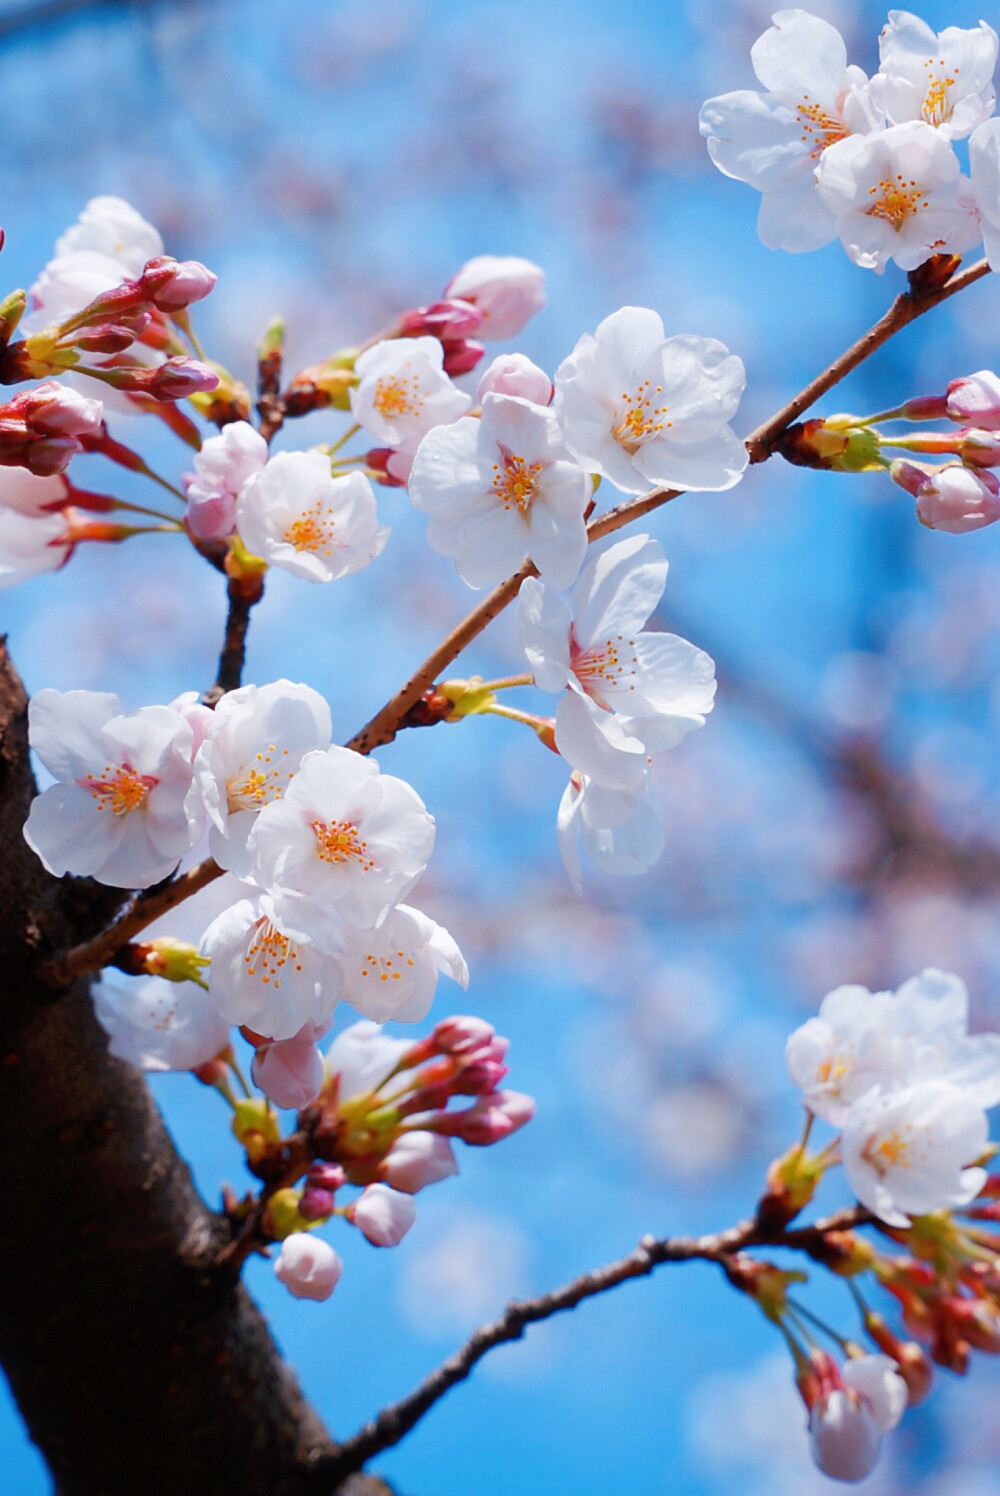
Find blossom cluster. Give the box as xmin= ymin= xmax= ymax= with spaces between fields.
xmin=701 ymin=8 xmax=1000 ymax=273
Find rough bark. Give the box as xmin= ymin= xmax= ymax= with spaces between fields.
xmin=0 ymin=641 xmax=378 ymax=1495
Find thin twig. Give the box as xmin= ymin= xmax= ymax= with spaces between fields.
xmin=347 ymin=258 xmax=990 ymax=756
xmin=324 ymin=1206 xmax=867 ymax=1478
xmin=203 ymin=573 xmax=265 ymax=706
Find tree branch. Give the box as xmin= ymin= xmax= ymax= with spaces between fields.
xmin=322 ymin=1206 xmax=869 ymax=1480
xmin=203 ymin=568 xmax=266 ymax=706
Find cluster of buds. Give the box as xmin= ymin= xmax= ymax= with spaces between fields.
xmin=0 ymin=380 xmax=103 ymax=475
xmin=0 ymin=255 xmax=218 ymax=401
xmin=777 ymin=371 xmax=1000 ymax=535
xmin=227 ymin=1018 xmax=533 ymax=1301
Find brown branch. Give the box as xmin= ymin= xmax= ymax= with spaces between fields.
xmin=204 ymin=568 xmax=266 ymax=705
xmin=324 ymin=1206 xmax=868 ymax=1479
xmin=347 ymin=258 xmax=990 ymax=757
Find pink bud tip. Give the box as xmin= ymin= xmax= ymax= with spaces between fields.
xmin=140 ymin=255 xmax=218 ymax=311
xmin=915 ymin=464 xmax=1000 ymax=534
xmin=947 ymin=371 xmax=1000 ymax=430
xmin=477 ymin=353 xmax=554 ymax=406
xmin=149 ymin=357 xmax=219 ymax=402
xmin=441 ymin=338 xmax=485 ymax=376
xmin=298 ymin=1187 xmax=336 ymax=1221
xmin=274 ymin=1233 xmax=343 ymax=1300
xmin=433 ymin=1016 xmax=496 ymax=1055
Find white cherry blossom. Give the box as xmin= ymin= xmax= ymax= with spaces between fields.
xmin=351 ymin=1183 xmax=417 ymax=1246
xmin=185 ymin=420 xmax=268 ymax=542
xmin=0 ymin=468 xmax=69 ymax=518
xmin=381 ymin=1132 xmax=458 ymax=1193
xmin=841 ymin=1079 xmax=989 ymax=1226
xmin=873 ymin=12 xmax=997 ymax=140
xmin=699 ymin=9 xmax=882 ymax=253
xmin=970 ymin=119 xmax=1000 ymax=270
xmin=0 ymin=507 xmax=72 ymax=588
xmin=251 ymin=1034 xmax=326 ymax=1109
xmin=337 ymin=903 xmax=468 ymax=1024
xmin=53 ymin=195 xmax=164 ymax=278
xmin=201 ymin=892 xmax=343 ymax=1043
xmin=815 ymin=121 xmax=980 ymax=273
xmin=350 ymin=337 xmax=471 ymax=456
xmin=274 ymin=1234 xmax=343 ymax=1300
xmin=554 ymin=307 xmax=747 ymax=496
xmin=476 ymin=353 xmax=553 ymax=406
xmin=519 ymin=533 xmax=717 ymax=786
xmin=248 ymin=746 xmax=435 ymax=931
xmin=188 ymin=679 xmax=332 ymax=876
xmin=94 ymin=975 xmax=230 ymax=1073
xmin=443 ymin=256 xmax=546 ymax=340
xmin=325 ymin=1020 xmax=413 ymax=1102
xmin=557 ymin=770 xmax=665 ymax=894
xmin=888 ymin=968 xmax=1000 ymax=1106
xmin=235 ymin=453 xmax=388 ymax=584
xmin=408 ymin=393 xmax=591 ymax=589
xmin=809 ymin=1355 xmax=906 ymax=1482
xmin=24 ymin=689 xmax=200 ymax=887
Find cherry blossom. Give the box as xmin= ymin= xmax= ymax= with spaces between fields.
xmin=699 ymin=9 xmax=882 ymax=253
xmin=325 ymin=1021 xmax=413 ymax=1102
xmin=873 ymin=12 xmax=997 ymax=140
xmin=248 ymin=745 xmax=436 ymax=930
xmin=519 ymin=533 xmax=717 ymax=786
xmin=557 ymin=769 xmax=665 ymax=893
xmin=0 ymin=467 xmax=69 ymax=518
xmin=915 ymin=464 xmax=1000 ymax=533
xmin=185 ymin=420 xmax=268 ymax=542
xmin=815 ymin=121 xmax=980 ymax=273
xmin=351 ymin=1183 xmax=417 ymax=1246
xmin=946 ymin=369 xmax=1000 ymax=427
xmin=553 ymin=307 xmax=747 ymax=496
xmin=443 ymin=255 xmax=546 ymax=340
xmin=189 ymin=678 xmax=332 ymax=876
xmin=970 ymin=119 xmax=1000 ymax=270
xmin=24 ymin=689 xmax=200 ymax=887
xmin=235 ymin=453 xmax=388 ymax=584
xmin=274 ymin=1234 xmax=343 ymax=1300
xmin=251 ymin=1032 xmax=326 ymax=1109
xmin=349 ymin=337 xmax=472 ymax=483
xmin=381 ymin=1131 xmax=458 ymax=1193
xmin=52 ymin=195 xmax=164 ymax=278
xmin=841 ymin=1079 xmax=989 ymax=1225
xmin=477 ymin=353 xmax=553 ymax=406
xmin=408 ymin=392 xmax=591 ymax=589
xmin=201 ymin=892 xmax=342 ymax=1043
xmin=809 ymin=1354 xmax=907 ymax=1481
xmin=0 ymin=506 xmax=73 ymax=587
xmin=94 ymin=975 xmax=230 ymax=1073
xmin=336 ymin=904 xmax=468 ymax=1024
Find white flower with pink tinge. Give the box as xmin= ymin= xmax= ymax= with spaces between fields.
xmin=251 ymin=1025 xmax=327 ymax=1109
xmin=201 ymin=892 xmax=342 ymax=1043
xmin=557 ymin=769 xmax=665 ymax=893
xmin=0 ymin=507 xmax=73 ymax=588
xmin=443 ymin=256 xmax=546 ymax=341
xmin=477 ymin=353 xmax=552 ymax=406
xmin=325 ymin=1020 xmax=413 ymax=1101
xmin=337 ymin=903 xmax=468 ymax=1024
xmin=0 ymin=467 xmax=69 ymax=518
xmin=274 ymin=1233 xmax=343 ymax=1300
xmin=236 ymin=453 xmax=388 ymax=584
xmin=24 ymin=689 xmax=201 ymax=888
xmin=350 ymin=1183 xmax=417 ymax=1246
xmin=915 ymin=464 xmax=1000 ymax=533
xmin=188 ymin=679 xmax=332 ymax=877
xmin=381 ymin=1132 xmax=458 ymax=1193
xmin=94 ymin=974 xmax=230 ymax=1073
xmin=699 ymin=9 xmax=882 ymax=253
xmin=554 ymin=307 xmax=747 ymax=497
xmin=873 ymin=12 xmax=997 ymax=140
xmin=248 ymin=745 xmax=436 ymax=931
xmin=842 ymin=1079 xmax=989 ymax=1226
xmin=809 ymin=1354 xmax=907 ymax=1482
xmin=519 ymin=533 xmax=717 ymax=789
xmin=350 ymin=336 xmax=472 ymax=482
xmin=408 ymin=392 xmax=591 ymax=590
xmin=970 ymin=120 xmax=1000 ymax=271
xmin=26 ymin=196 xmax=164 ymax=330
xmin=815 ymin=121 xmax=981 ymax=273
xmin=185 ymin=420 xmax=268 ymax=542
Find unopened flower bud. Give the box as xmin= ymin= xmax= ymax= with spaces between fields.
xmin=350 ymin=1183 xmax=417 ymax=1246
xmin=433 ymin=1015 xmax=496 ymax=1055
xmin=477 ymin=352 xmax=553 ymax=406
xmin=262 ymin=1186 xmax=312 ymax=1240
xmin=0 ymin=287 xmax=26 ymax=345
xmin=809 ymin=1391 xmax=882 ymax=1482
xmin=398 ymin=299 xmax=483 ymax=339
xmin=274 ymin=1232 xmax=343 ymax=1300
xmin=141 ymin=936 xmax=210 ymax=984
xmin=16 ymin=381 xmax=104 ymax=438
xmin=148 ymin=356 xmax=220 ymax=402
xmin=957 ymin=428 xmax=1000 ymax=467
xmin=306 ymin=1162 xmax=346 ymax=1192
xmin=777 ymin=418 xmax=881 ymax=472
xmin=915 ymin=464 xmax=1000 ymax=533
xmin=381 ymin=1131 xmax=458 ymax=1194
xmin=947 ymin=370 xmax=1000 ymax=430
xmin=298 ymin=1187 xmax=336 ymax=1222
xmin=444 ymin=255 xmax=546 ymax=340
xmin=139 ymin=255 xmax=217 ymax=311
xmin=437 ymin=677 xmax=498 ymax=720
xmin=365 ymin=447 xmax=407 ymax=487
xmin=251 ymin=1039 xmax=325 ymax=1111
xmin=232 ymin=1096 xmax=282 ymax=1166
xmin=441 ymin=338 xmax=485 ymax=376
xmin=73 ymin=316 xmax=152 ymax=354
xmin=436 ymin=1089 xmax=534 ymax=1145
xmin=863 ymin=1310 xmax=933 ymax=1404
xmin=898 ymin=393 xmax=949 ymax=421
xmin=756 ymin=1141 xmax=826 ymax=1230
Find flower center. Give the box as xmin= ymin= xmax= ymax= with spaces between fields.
xmin=795 ymin=95 xmax=850 ymax=157
xmin=816 ymin=1053 xmax=851 ymax=1086
xmin=867 ymin=175 xmax=928 ymax=231
xmin=78 ymin=762 xmax=157 ymax=816
xmin=613 ymin=381 xmax=670 ymax=453
xmin=312 ymin=818 xmax=375 ymax=869
xmin=922 ymin=58 xmax=958 ymax=128
xmin=492 ymin=447 xmax=542 ymax=516
xmin=373 ymin=373 xmax=423 ymax=420
xmin=359 ymin=946 xmax=417 ymax=984
xmin=244 ymin=918 xmax=305 ymax=989
xmin=228 ymin=744 xmax=292 ymax=812
xmin=572 ymin=632 xmax=639 ymax=704
xmin=284 ymin=501 xmax=337 ymax=556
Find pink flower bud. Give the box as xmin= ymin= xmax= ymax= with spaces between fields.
xmin=441 ymin=338 xmax=485 ymax=376
xmin=16 ymin=381 xmax=104 ymax=438
xmin=251 ymin=1039 xmax=324 ymax=1110
xmin=438 ymin=1089 xmax=535 ymax=1145
xmin=1 ymin=435 xmax=84 ymax=477
xmin=306 ymin=1162 xmax=346 ymax=1192
xmin=398 ymin=299 xmax=483 ymax=339
xmin=273 ymin=1233 xmax=343 ymax=1300
xmin=444 ymin=255 xmax=546 ymax=340
xmin=889 ymin=459 xmax=929 ymax=497
xmin=186 ymin=487 xmax=237 ymax=542
xmin=147 ymin=357 xmax=219 ymax=401
xmin=139 ymin=255 xmax=218 ymax=312
xmin=899 ymin=394 xmax=949 ymax=421
xmin=477 ymin=353 xmax=553 ymax=406
xmin=452 ymin=1059 xmax=509 ymax=1095
xmin=809 ymin=1391 xmax=881 ymax=1481
xmin=366 ymin=447 xmax=408 ymax=488
xmin=381 ymin=1131 xmax=458 ymax=1194
xmin=74 ymin=315 xmax=152 ymax=354
xmin=433 ymin=1016 xmax=496 ymax=1055
xmin=947 ymin=371 xmax=1000 ymax=430
xmin=915 ymin=464 xmax=1000 ymax=533
xmin=298 ymin=1187 xmax=336 ymax=1221
xmin=350 ymin=1184 xmax=417 ymax=1246
xmin=957 ymin=428 xmax=1000 ymax=467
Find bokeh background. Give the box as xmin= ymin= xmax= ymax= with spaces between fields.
xmin=2 ymin=0 xmax=1000 ymax=1490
